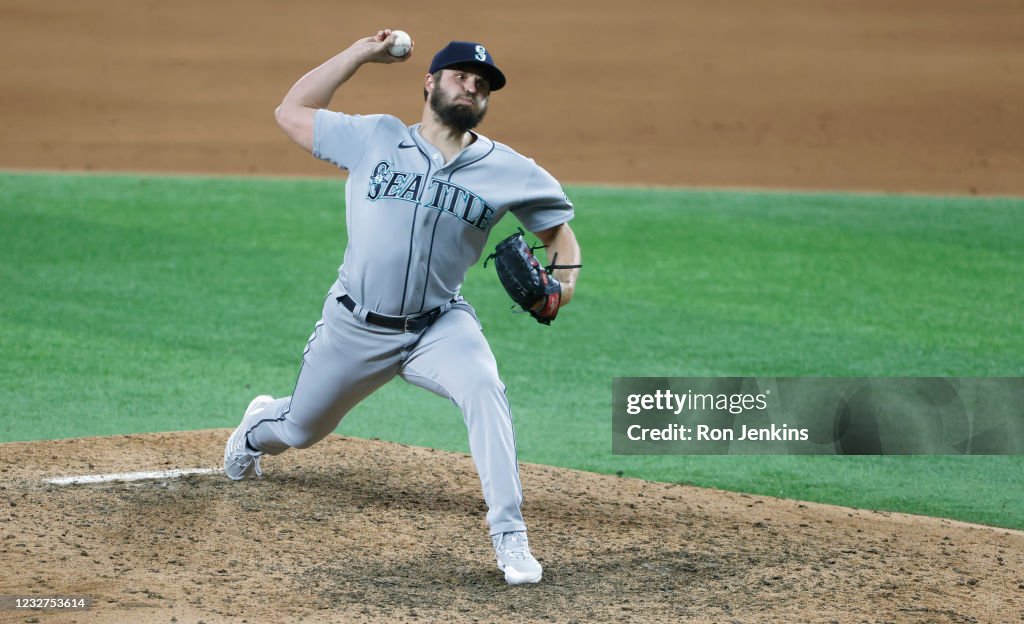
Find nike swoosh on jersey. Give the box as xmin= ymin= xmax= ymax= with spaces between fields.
xmin=398 ymin=142 xmax=417 ymax=148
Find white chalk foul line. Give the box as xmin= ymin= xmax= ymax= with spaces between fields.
xmin=45 ymin=468 xmax=218 ymax=485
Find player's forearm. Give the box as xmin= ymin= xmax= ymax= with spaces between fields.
xmin=540 ymin=224 xmax=581 ymax=306
xmin=275 ymin=32 xmax=408 ymax=152
xmin=280 ymin=46 xmax=373 ymax=110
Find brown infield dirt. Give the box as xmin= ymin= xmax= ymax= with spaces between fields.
xmin=2 ymin=1 xmax=1024 ymax=623
xmin=1 ymin=433 xmax=1023 ymax=624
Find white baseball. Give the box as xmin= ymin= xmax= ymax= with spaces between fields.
xmin=388 ymin=30 xmax=412 ymax=57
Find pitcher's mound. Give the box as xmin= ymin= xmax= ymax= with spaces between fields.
xmin=1 ymin=431 xmax=1021 ymax=622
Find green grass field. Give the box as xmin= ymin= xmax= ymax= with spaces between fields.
xmin=2 ymin=171 xmax=1022 ymax=529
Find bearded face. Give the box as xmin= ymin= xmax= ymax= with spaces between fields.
xmin=428 ymin=69 xmax=489 ymax=133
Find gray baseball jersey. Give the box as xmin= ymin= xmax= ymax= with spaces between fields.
xmin=238 ymin=109 xmax=574 ymax=536
xmin=313 ymin=110 xmax=574 ymax=315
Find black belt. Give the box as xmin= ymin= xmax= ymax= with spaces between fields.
xmin=337 ymin=294 xmax=447 ymax=333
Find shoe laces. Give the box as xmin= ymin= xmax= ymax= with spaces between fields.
xmin=228 ymin=450 xmax=262 ymax=475
xmin=228 ymin=433 xmax=263 ymax=476
xmin=496 ymin=531 xmax=531 ymax=561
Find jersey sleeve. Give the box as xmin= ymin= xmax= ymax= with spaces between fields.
xmin=510 ymin=162 xmax=575 ymax=233
xmin=312 ymin=110 xmax=384 ymax=171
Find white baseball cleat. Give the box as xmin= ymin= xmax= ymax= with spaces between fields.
xmin=493 ymin=531 xmax=543 ymax=585
xmin=223 ymin=395 xmax=273 ymax=481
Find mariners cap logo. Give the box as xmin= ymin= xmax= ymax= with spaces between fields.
xmin=475 ymin=45 xmax=487 ymax=62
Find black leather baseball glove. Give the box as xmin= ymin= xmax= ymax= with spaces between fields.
xmin=484 ymin=230 xmax=580 ymax=325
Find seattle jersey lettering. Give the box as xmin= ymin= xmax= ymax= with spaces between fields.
xmin=366 ymin=160 xmax=496 ymax=231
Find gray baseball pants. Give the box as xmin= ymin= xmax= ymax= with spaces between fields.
xmin=244 ymin=280 xmax=527 ymax=536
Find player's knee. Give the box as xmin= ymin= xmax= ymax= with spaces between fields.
xmin=282 ymin=424 xmax=327 ymax=450
xmin=457 ymin=370 xmax=507 ymax=404
xmin=290 ymin=435 xmax=319 ymax=450
xmin=459 ymin=357 xmax=500 ymax=385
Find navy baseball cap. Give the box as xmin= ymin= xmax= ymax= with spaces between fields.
xmin=428 ymin=41 xmax=506 ymax=91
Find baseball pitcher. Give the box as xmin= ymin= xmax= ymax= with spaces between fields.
xmin=224 ymin=29 xmax=581 ymax=585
